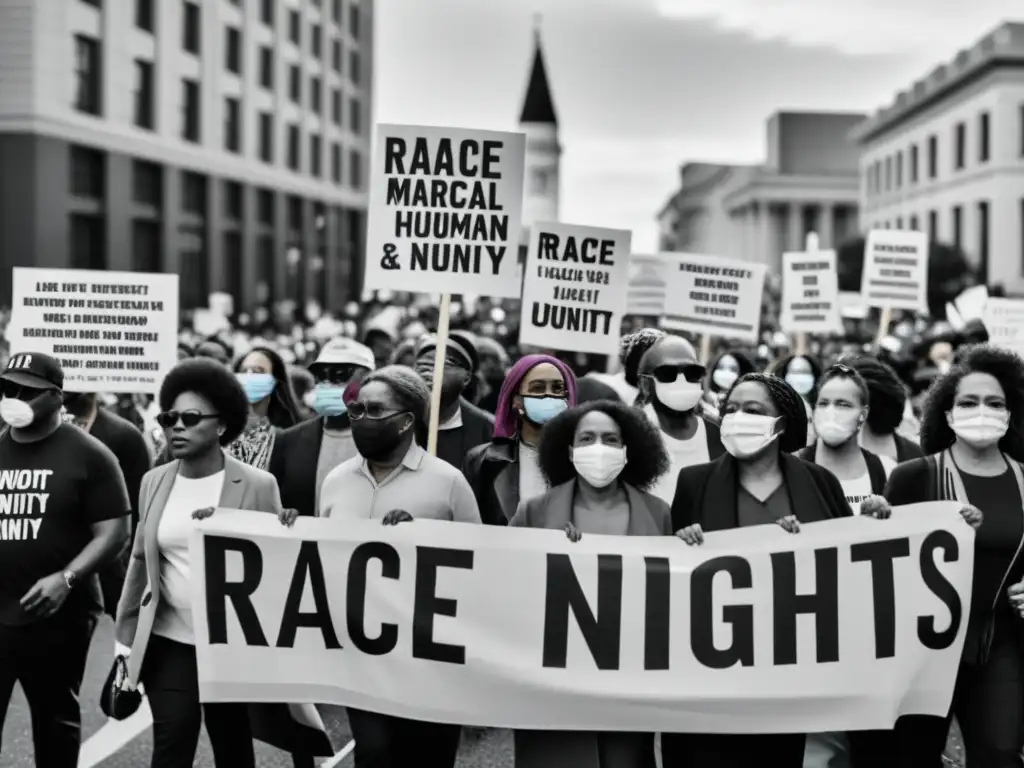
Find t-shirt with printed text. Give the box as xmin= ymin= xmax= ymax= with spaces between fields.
xmin=0 ymin=423 xmax=131 ymax=625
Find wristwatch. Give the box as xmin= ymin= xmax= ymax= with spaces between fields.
xmin=62 ymin=569 xmax=77 ymax=590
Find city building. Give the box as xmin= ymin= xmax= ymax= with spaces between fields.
xmin=518 ymin=20 xmax=560 ymax=239
xmin=0 ymin=0 xmax=373 ymax=311
xmin=658 ymin=111 xmax=864 ymax=271
xmin=852 ymin=21 xmax=1024 ymax=292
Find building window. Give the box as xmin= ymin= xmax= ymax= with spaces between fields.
xmin=70 ymin=214 xmax=107 ymax=271
xmin=350 ymin=3 xmax=360 ymax=38
xmin=289 ymin=65 xmax=301 ymax=103
xmin=73 ymin=35 xmax=101 ymax=115
xmin=259 ymin=112 xmax=273 ymax=162
xmin=310 ymin=77 xmax=322 ymax=113
xmin=928 ymin=209 xmax=938 ymax=240
xmin=909 ymin=214 xmax=919 ymax=231
xmin=179 ymin=226 xmax=208 ymax=309
xmin=312 ymin=24 xmax=322 ymax=58
xmin=884 ymin=156 xmax=892 ymax=191
xmin=952 ymin=205 xmax=962 ymax=249
xmin=288 ymin=10 xmax=300 ymax=45
xmin=132 ymin=159 xmax=162 ymax=206
xmin=69 ymin=145 xmax=106 ymax=199
xmin=310 ymin=134 xmax=322 ymax=178
xmin=331 ymin=89 xmax=342 ymax=125
xmin=349 ymin=148 xmax=361 ymax=189
xmin=955 ymin=122 xmax=966 ymax=170
xmin=332 ymin=39 xmax=342 ymax=73
xmin=80 ymin=0 xmax=101 ymax=7
xmin=181 ymin=79 xmax=200 ymax=142
xmin=980 ymin=112 xmax=990 ymax=163
xmin=333 ymin=0 xmax=342 ymax=24
xmin=928 ymin=135 xmax=938 ymax=179
xmin=895 ymin=150 xmax=903 ymax=189
xmin=331 ymin=143 xmax=342 ymax=183
xmin=133 ymin=59 xmax=154 ymax=129
xmin=978 ymin=200 xmax=990 ymax=283
xmin=910 ymin=144 xmax=919 ymax=183
xmin=349 ymin=96 xmax=361 ymax=134
xmin=223 ymin=231 xmax=243 ymax=307
xmin=259 ymin=46 xmax=274 ymax=88
xmin=136 ymin=0 xmax=155 ymax=32
xmin=223 ymin=180 xmax=243 ymax=220
xmin=873 ymin=160 xmax=881 ymax=193
xmin=181 ymin=171 xmax=207 ymax=215
xmin=226 ymin=27 xmax=242 ymax=74
xmin=261 ymin=0 xmax=274 ymax=25
xmin=287 ymin=124 xmax=300 ymax=171
xmin=132 ymin=220 xmax=161 ymax=273
xmin=224 ymin=97 xmax=241 ymax=153
xmin=1020 ymin=105 xmax=1024 ymax=157
xmin=258 ymin=189 xmax=274 ymax=226
xmin=183 ymin=1 xmax=201 ymax=55
xmin=349 ymin=50 xmax=360 ymax=85
xmin=896 ymin=217 xmax=903 ymax=230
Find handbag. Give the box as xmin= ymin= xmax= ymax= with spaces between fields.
xmin=99 ymin=654 xmax=142 ymax=721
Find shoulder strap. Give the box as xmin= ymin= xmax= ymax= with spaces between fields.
xmin=926 ymin=454 xmax=941 ymax=501
xmin=863 ymin=450 xmax=887 ymax=495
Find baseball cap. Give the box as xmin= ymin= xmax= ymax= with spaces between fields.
xmin=416 ymin=332 xmax=480 ymax=374
xmin=310 ymin=338 xmax=375 ymax=372
xmin=0 ymin=352 xmax=64 ymax=391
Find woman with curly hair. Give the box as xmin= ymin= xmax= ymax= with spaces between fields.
xmin=509 ymin=400 xmax=670 ymax=768
xmin=884 ymin=345 xmax=1021 ymax=767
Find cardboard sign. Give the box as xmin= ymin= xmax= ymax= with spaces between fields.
xmin=191 ymin=504 xmax=972 ymax=733
xmin=7 ymin=268 xmax=179 ymax=394
xmin=625 ymin=254 xmax=672 ymax=317
xmin=363 ymin=124 xmax=526 ymax=298
xmin=661 ymin=253 xmax=766 ymax=343
xmin=519 ymin=223 xmax=632 ymax=355
xmin=781 ymin=250 xmax=842 ymax=334
xmin=983 ymin=298 xmax=1024 ymax=358
xmin=860 ymin=229 xmax=929 ymax=311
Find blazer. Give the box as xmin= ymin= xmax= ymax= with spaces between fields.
xmin=115 ymin=454 xmax=282 ymax=686
xmin=462 ymin=437 xmax=520 ymax=526
xmin=510 ymin=479 xmax=672 ymax=536
xmin=436 ymin=399 xmax=495 ymax=470
xmin=268 ymin=415 xmax=331 ymax=519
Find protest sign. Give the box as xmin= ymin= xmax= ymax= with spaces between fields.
xmin=625 ymin=254 xmax=672 ymax=317
xmin=518 ymin=223 xmax=632 ymax=355
xmin=363 ymin=124 xmax=526 ymax=298
xmin=781 ymin=249 xmax=842 ymax=335
xmin=661 ymin=253 xmax=766 ymax=344
xmin=983 ymin=298 xmax=1024 ymax=358
xmin=860 ymin=229 xmax=929 ymax=312
xmin=191 ymin=504 xmax=972 ymax=734
xmin=7 ymin=268 xmax=179 ymax=394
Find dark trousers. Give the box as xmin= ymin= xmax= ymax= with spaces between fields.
xmin=0 ymin=610 xmax=97 ymax=767
xmin=662 ymin=733 xmax=806 ymax=768
xmin=346 ymin=707 xmax=461 ymax=768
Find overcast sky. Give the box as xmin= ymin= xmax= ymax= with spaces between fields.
xmin=373 ymin=0 xmax=1023 ymax=252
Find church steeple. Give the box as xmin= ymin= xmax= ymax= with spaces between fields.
xmin=519 ymin=17 xmax=558 ymax=127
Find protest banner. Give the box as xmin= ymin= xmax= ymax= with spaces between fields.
xmin=781 ymin=243 xmax=841 ymax=337
xmin=519 ymin=223 xmax=632 ymax=355
xmin=661 ymin=253 xmax=767 ymax=349
xmin=860 ymin=229 xmax=929 ymax=314
xmin=7 ymin=268 xmax=179 ymax=394
xmin=363 ymin=124 xmax=526 ymax=299
xmin=983 ymin=297 xmax=1024 ymax=358
xmin=190 ymin=504 xmax=972 ymax=734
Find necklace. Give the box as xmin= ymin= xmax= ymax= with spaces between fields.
xmin=228 ymin=417 xmax=276 ymax=470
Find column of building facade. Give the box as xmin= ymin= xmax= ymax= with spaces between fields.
xmin=787 ymin=202 xmax=803 ymax=252
xmin=757 ymin=201 xmax=772 ymax=267
xmin=819 ymin=203 xmax=834 ymax=248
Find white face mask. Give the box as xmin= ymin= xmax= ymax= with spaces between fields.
xmin=813 ymin=406 xmax=862 ymax=447
xmin=654 ymin=380 xmax=703 ymax=413
xmin=948 ymin=405 xmax=1010 ymax=448
xmin=572 ymin=444 xmax=627 ymax=489
xmin=786 ymin=373 xmax=816 ymax=397
xmin=712 ymin=369 xmax=738 ymax=391
xmin=720 ymin=412 xmax=781 ymax=459
xmin=0 ymin=397 xmax=35 ymax=429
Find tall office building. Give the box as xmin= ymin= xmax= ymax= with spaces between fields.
xmin=0 ymin=0 xmax=373 ymax=311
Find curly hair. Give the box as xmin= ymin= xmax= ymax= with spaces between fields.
xmin=768 ymin=354 xmax=823 ymax=402
xmin=159 ymin=358 xmax=250 ymax=446
xmin=361 ymin=365 xmax=430 ymax=448
xmin=537 ymin=400 xmax=670 ymax=492
xmin=919 ymin=344 xmax=1024 ymax=460
xmin=234 ymin=346 xmax=301 ymax=429
xmin=814 ymin=363 xmax=870 ymax=407
xmin=722 ymin=373 xmax=808 ymax=453
xmin=842 ymin=356 xmax=907 ymax=434
xmin=620 ymin=329 xmax=666 ymax=387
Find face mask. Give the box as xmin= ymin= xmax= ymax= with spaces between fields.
xmin=351 ymin=414 xmax=409 ymax=461
xmin=712 ymin=369 xmax=738 ymax=391
xmin=948 ymin=406 xmax=1010 ymax=448
xmin=654 ymin=380 xmax=703 ymax=413
xmin=237 ymin=373 xmax=276 ymax=404
xmin=814 ymin=406 xmax=862 ymax=447
xmin=572 ymin=444 xmax=627 ymax=489
xmin=786 ymin=373 xmax=816 ymax=397
xmin=720 ymin=412 xmax=781 ymax=460
xmin=312 ymin=385 xmax=347 ymax=417
xmin=302 ymin=390 xmax=316 ymax=410
xmin=522 ymin=396 xmax=567 ymax=426
xmin=0 ymin=397 xmax=35 ymax=428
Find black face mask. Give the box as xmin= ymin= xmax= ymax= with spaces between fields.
xmin=351 ymin=413 xmax=410 ymax=461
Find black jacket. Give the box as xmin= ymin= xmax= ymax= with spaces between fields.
xmin=268 ymin=416 xmax=335 ymax=519
xmin=463 ymin=437 xmax=519 ymax=527
xmin=436 ymin=400 xmax=494 ymax=470
xmin=92 ymin=408 xmax=151 ymax=532
xmin=796 ymin=444 xmax=888 ymax=495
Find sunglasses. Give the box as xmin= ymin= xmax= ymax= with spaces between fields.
xmin=0 ymin=383 xmax=47 ymax=400
xmin=647 ymin=364 xmax=706 ymax=385
xmin=347 ymin=402 xmax=407 ymax=422
xmin=157 ymin=410 xmax=220 ymax=429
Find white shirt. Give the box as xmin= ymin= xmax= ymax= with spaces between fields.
xmin=438 ymin=405 xmax=463 ymax=431
xmin=518 ymin=441 xmax=548 ymax=503
xmin=840 ymin=473 xmax=873 ymax=516
xmin=152 ymin=471 xmax=225 ymax=644
xmin=646 ymin=406 xmax=710 ymax=505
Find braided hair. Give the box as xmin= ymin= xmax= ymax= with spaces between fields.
xmin=723 ymin=372 xmax=808 ymax=453
xmin=620 ymin=329 xmax=666 ymax=387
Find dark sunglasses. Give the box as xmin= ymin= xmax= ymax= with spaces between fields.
xmin=1 ymin=383 xmax=47 ymax=400
xmin=347 ymin=402 xmax=407 ymax=422
xmin=647 ymin=364 xmax=706 ymax=385
xmin=157 ymin=410 xmax=220 ymax=429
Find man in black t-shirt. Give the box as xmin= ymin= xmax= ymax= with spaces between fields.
xmin=0 ymin=352 xmax=131 ymax=767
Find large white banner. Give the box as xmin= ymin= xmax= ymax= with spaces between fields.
xmin=190 ymin=504 xmax=972 ymax=734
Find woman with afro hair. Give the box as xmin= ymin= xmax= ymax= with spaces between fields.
xmin=884 ymin=345 xmax=1020 ymax=767
xmin=665 ymin=373 xmax=891 ymax=768
xmin=509 ymin=399 xmax=670 ymax=767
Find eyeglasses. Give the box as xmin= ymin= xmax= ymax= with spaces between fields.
xmin=347 ymin=402 xmax=406 ymax=421
xmin=0 ymin=383 xmax=47 ymax=400
xmin=157 ymin=410 xmax=220 ymax=429
xmin=646 ymin=364 xmax=706 ymax=385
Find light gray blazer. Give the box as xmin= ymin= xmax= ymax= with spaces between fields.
xmin=114 ymin=454 xmax=282 ymax=685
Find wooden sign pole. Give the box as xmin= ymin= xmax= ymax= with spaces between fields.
xmin=426 ymin=293 xmax=452 ymax=456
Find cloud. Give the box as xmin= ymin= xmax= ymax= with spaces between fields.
xmin=653 ymin=0 xmax=1021 ymax=56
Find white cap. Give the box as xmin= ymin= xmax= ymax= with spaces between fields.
xmin=311 ymin=337 xmax=375 ymax=371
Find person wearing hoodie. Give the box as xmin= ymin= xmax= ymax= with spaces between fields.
xmin=268 ymin=338 xmax=375 ymax=519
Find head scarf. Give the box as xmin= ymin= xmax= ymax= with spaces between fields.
xmin=493 ymin=354 xmax=577 ymax=439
